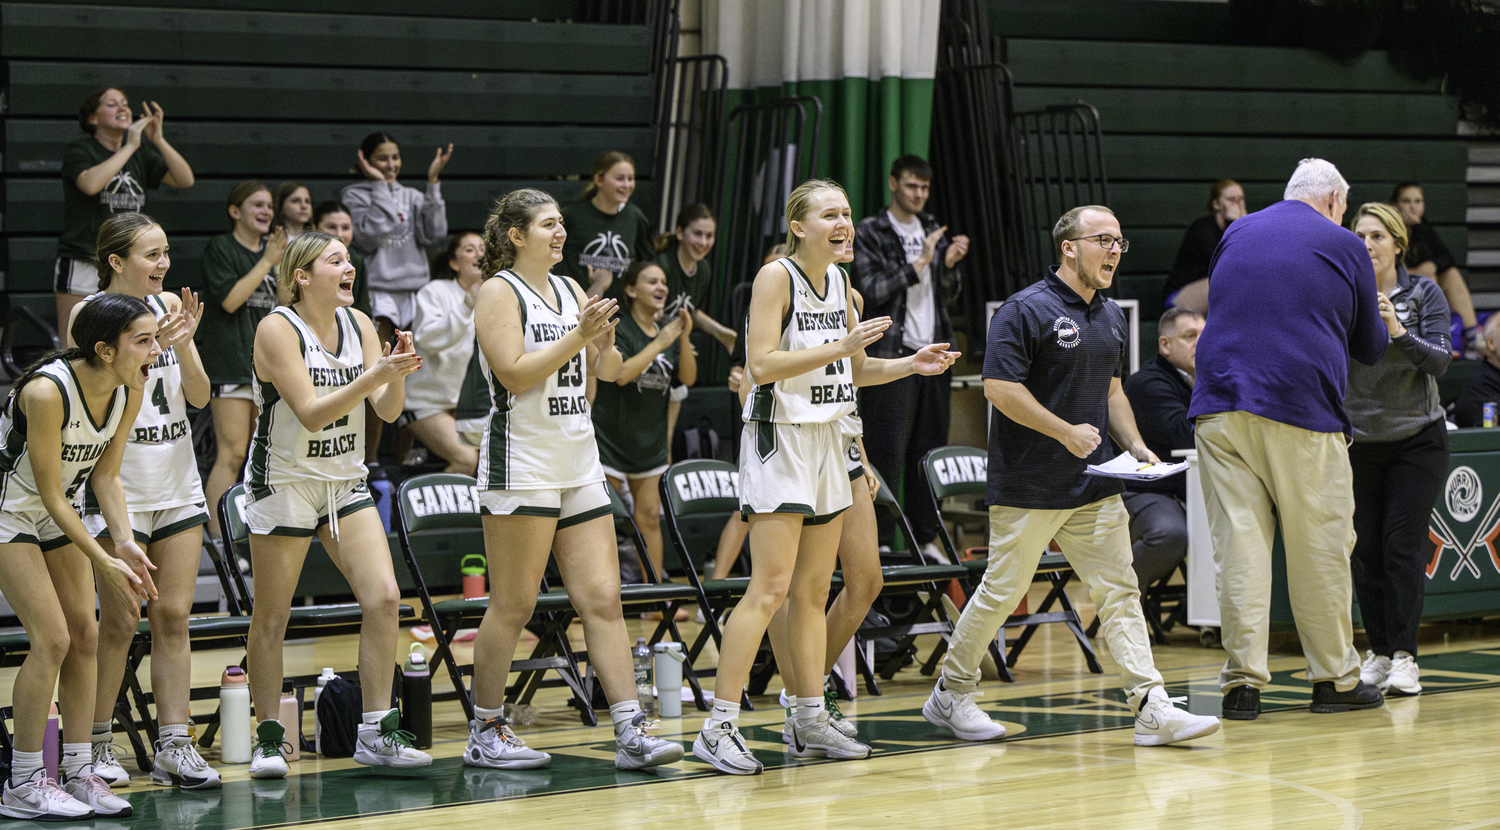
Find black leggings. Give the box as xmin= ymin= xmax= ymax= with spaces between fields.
xmin=1349 ymin=418 xmax=1449 ymax=658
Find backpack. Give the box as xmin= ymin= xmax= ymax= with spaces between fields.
xmin=673 ymin=417 xmax=721 ymax=461
xmin=315 ymin=676 xmax=362 ymax=758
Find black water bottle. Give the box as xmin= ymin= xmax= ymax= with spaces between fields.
xmin=400 ymin=643 xmax=432 ymax=749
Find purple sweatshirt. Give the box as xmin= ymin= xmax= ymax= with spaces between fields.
xmin=1188 ymin=199 xmax=1387 ymax=434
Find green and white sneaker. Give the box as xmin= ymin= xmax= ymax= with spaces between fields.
xmin=353 ymin=710 xmax=433 ymax=769
xmin=249 ymin=721 xmax=290 ymax=779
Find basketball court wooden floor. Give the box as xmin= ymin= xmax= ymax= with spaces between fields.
xmin=24 ymin=599 xmax=1500 ymax=830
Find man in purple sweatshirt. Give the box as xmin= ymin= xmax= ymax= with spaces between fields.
xmin=1189 ymin=158 xmax=1389 ymax=721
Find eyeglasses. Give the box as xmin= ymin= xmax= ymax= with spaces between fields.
xmin=1066 ymin=234 xmax=1129 ymax=253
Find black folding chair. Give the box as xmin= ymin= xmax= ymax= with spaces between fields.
xmin=659 ymin=459 xmax=756 ymax=708
xmin=921 ymin=446 xmax=1103 ymax=681
xmin=392 ymin=473 xmax=594 ymax=725
xmin=845 ymin=465 xmax=969 ymax=695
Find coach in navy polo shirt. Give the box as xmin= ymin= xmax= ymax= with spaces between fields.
xmin=1190 ymin=158 xmax=1388 ymax=721
xmin=923 ymin=205 xmax=1219 ymax=749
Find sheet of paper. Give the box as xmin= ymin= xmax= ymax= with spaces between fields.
xmin=1084 ymin=451 xmax=1188 ymax=481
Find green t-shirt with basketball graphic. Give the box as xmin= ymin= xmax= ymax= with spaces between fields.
xmin=592 ymin=311 xmax=680 ymax=474
xmin=59 ymin=134 xmax=169 ymax=261
xmin=657 ymin=242 xmax=714 ymax=320
xmin=557 ymin=199 xmax=655 ymax=298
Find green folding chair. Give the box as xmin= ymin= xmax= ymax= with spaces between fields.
xmin=392 ymin=473 xmax=593 ymax=725
xmin=921 ymin=445 xmax=1103 ymax=680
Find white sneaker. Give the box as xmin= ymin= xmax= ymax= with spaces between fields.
xmin=90 ymin=738 xmax=131 ymax=787
xmin=1359 ymin=650 xmax=1391 ymax=687
xmin=1384 ymin=652 xmax=1422 ymax=696
xmin=152 ymin=735 xmax=222 ymax=789
xmin=354 ymin=710 xmax=433 ymax=769
xmin=922 ymin=680 xmax=1007 ymax=741
xmin=61 ymin=768 xmax=132 ymax=818
xmin=463 ymin=717 xmax=551 ymax=770
xmin=0 ymin=770 xmax=93 ymax=820
xmin=615 ymin=712 xmax=685 ymax=770
xmin=1133 ymin=687 xmax=1221 ymax=746
xmin=785 ymin=713 xmax=871 ymax=760
xmin=920 ymin=541 xmax=952 ymax=564
xmin=692 ymin=721 xmax=762 ymax=775
xmin=778 ymin=689 xmax=858 ymax=743
xmin=249 ymin=720 xmax=290 ymax=779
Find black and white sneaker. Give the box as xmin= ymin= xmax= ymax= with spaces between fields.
xmin=692 ymin=722 xmax=762 ymax=775
xmin=152 ymin=736 xmax=222 ymax=789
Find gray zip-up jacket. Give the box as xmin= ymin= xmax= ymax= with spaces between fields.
xmin=341 ymin=180 xmax=447 ymax=293
xmin=1345 ymin=266 xmax=1451 ymax=443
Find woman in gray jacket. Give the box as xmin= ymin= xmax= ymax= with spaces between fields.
xmin=342 ymin=132 xmax=453 ymax=342
xmin=1345 ymin=201 xmax=1452 ymax=699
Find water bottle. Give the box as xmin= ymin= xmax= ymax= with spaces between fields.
xmin=632 ymin=637 xmax=654 ymax=716
xmin=400 ymin=643 xmax=432 ymax=749
xmin=461 ymin=554 xmax=487 ymax=599
xmin=653 ymin=642 xmax=686 ymax=718
xmin=313 ymin=667 xmax=335 ymax=755
xmin=278 ymin=685 xmax=301 ymax=760
xmin=43 ymin=703 xmax=60 ymax=779
xmin=219 ymin=666 xmax=251 ymax=763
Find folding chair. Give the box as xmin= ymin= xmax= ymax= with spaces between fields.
xmin=844 ymin=465 xmax=970 ymax=695
xmin=212 ymin=484 xmax=418 ymax=742
xmin=659 ymin=459 xmax=756 ymax=708
xmin=112 ymin=537 xmax=252 ymax=768
xmin=392 ymin=473 xmax=594 ymax=725
xmin=921 ymin=446 xmax=1103 ymax=681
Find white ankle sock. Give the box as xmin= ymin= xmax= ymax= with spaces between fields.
xmin=608 ymin=700 xmax=642 ymax=731
xmin=705 ymin=700 xmax=740 ymax=729
xmin=60 ymin=743 xmax=89 ymax=779
xmin=160 ymin=723 xmax=190 ymax=741
xmin=11 ymin=750 xmax=42 ymax=787
xmin=359 ymin=708 xmax=392 ymax=732
xmin=91 ymin=722 xmax=112 ymax=743
xmin=795 ymin=696 xmax=825 ymax=728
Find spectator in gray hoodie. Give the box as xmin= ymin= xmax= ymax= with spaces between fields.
xmin=342 ymin=131 xmax=452 ymax=344
xmin=1344 ymin=201 xmax=1451 ymax=700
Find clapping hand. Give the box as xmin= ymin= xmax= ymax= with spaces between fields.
xmin=156 ymin=289 xmax=204 ymax=351
xmin=428 ymin=144 xmax=454 ymax=183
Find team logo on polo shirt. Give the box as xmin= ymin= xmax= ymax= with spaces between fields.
xmin=1053 ymin=316 xmax=1082 ymax=348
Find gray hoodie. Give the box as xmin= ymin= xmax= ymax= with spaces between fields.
xmin=341 ymin=180 xmax=447 ymax=293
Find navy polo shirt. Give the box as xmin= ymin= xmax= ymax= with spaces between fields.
xmin=983 ymin=267 xmax=1127 ymax=510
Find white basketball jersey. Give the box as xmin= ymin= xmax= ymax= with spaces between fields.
xmin=246 ymin=306 xmax=367 ymax=494
xmin=0 ymin=360 xmax=127 ymax=514
xmin=743 ymin=258 xmax=856 ymax=425
xmin=478 ymin=270 xmax=603 ymax=490
xmin=90 ymin=293 xmax=203 ymax=511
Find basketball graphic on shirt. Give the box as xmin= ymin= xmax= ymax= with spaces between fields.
xmin=579 ymin=230 xmax=631 ymax=274
xmin=101 ymin=170 xmax=147 ymax=213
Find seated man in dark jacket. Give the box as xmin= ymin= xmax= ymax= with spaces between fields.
xmin=1122 ymin=307 xmax=1204 ymax=592
xmin=1453 ymin=313 xmax=1500 ymax=427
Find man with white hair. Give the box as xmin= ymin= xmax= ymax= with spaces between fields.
xmin=1189 ymin=158 xmax=1389 ymax=720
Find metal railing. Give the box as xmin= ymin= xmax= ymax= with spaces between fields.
xmin=652 ymin=54 xmax=728 ymax=232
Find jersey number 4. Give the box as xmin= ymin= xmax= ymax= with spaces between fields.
xmin=557 ymin=354 xmax=584 ymax=388
xmin=150 ymin=378 xmax=170 ymax=415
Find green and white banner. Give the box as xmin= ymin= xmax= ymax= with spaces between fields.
xmin=702 ymin=0 xmax=941 ymax=217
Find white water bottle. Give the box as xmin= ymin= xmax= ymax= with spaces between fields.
xmin=313 ymin=668 xmax=335 ymax=755
xmin=653 ymin=642 xmax=686 ymax=718
xmin=219 ymin=667 xmax=251 ymax=763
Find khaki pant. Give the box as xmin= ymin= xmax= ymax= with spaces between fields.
xmin=941 ymin=496 xmax=1162 ymax=711
xmin=1194 ymin=411 xmax=1361 ymax=692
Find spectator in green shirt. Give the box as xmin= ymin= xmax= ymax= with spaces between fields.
xmin=559 ymin=151 xmax=655 ymax=300
xmin=56 ymin=86 xmax=195 ymax=334
xmin=593 ymin=260 xmax=696 ymax=582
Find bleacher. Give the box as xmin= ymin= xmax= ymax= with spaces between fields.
xmin=990 ymin=0 xmax=1469 ymax=352
xmin=0 ymin=0 xmax=657 ymax=356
